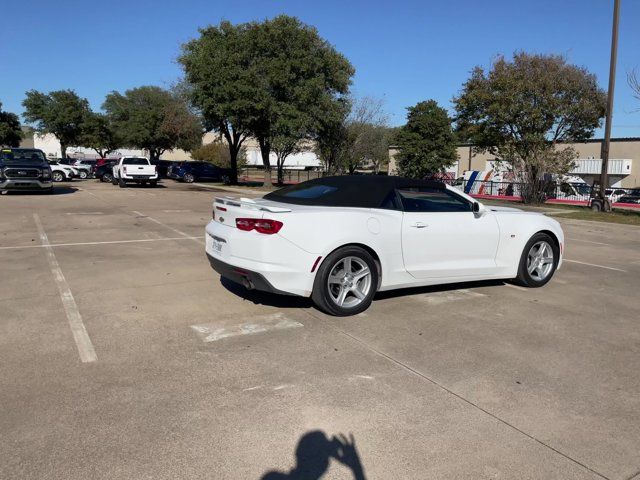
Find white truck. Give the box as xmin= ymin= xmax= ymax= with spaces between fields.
xmin=112 ymin=157 xmax=158 ymax=187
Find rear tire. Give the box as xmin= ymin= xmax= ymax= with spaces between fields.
xmin=78 ymin=170 xmax=88 ymax=179
xmin=118 ymin=178 xmax=126 ymax=188
xmin=101 ymin=173 xmax=113 ymax=183
xmin=312 ymin=246 xmax=378 ymax=316
xmin=150 ymin=180 xmax=157 ymax=187
xmin=183 ymin=173 xmax=195 ymax=183
xmin=514 ymin=232 xmax=559 ymax=288
xmin=52 ymin=171 xmax=65 ymax=182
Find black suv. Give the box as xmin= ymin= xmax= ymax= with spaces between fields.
xmin=0 ymin=148 xmax=53 ymax=193
xmin=170 ymin=161 xmax=231 ymax=183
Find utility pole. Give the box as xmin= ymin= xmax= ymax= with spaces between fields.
xmin=598 ymin=0 xmax=620 ymax=212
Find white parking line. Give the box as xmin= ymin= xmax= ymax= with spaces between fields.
xmin=564 ymin=259 xmax=627 ymax=272
xmin=415 ymin=288 xmax=486 ymax=305
xmin=65 ymin=212 xmax=105 ymax=215
xmin=191 ymin=313 xmax=303 ymax=342
xmin=33 ymin=214 xmax=97 ymax=363
xmin=0 ymin=236 xmax=202 ymax=250
xmin=504 ymin=283 xmax=528 ymax=291
xmin=132 ymin=210 xmax=204 ymax=244
xmin=566 ymin=237 xmax=610 ymax=246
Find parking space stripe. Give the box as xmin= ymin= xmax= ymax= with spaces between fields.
xmin=0 ymin=236 xmax=202 ymax=250
xmin=132 ymin=210 xmax=204 ymax=244
xmin=33 ymin=214 xmax=97 ymax=363
xmin=566 ymin=237 xmax=610 ymax=246
xmin=564 ymin=259 xmax=627 ymax=272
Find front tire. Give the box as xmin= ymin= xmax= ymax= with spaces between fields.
xmin=101 ymin=173 xmax=113 ymax=183
xmin=52 ymin=171 xmax=65 ymax=182
xmin=514 ymin=233 xmax=559 ymax=287
xmin=312 ymin=246 xmax=378 ymax=316
xmin=78 ymin=170 xmax=88 ymax=179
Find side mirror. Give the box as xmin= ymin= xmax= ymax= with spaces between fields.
xmin=472 ymin=202 xmax=480 ymax=213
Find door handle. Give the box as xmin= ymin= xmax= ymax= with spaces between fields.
xmin=411 ymin=222 xmax=428 ymax=228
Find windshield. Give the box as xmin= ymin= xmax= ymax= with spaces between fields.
xmin=1 ymin=149 xmax=46 ymax=163
xmin=122 ymin=158 xmax=149 ymax=165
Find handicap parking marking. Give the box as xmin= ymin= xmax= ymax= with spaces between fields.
xmin=414 ymin=288 xmax=487 ymax=305
xmin=191 ymin=313 xmax=303 ymax=343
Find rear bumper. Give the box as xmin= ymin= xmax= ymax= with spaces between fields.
xmin=0 ymin=179 xmax=53 ymax=191
xmin=207 ymin=254 xmax=299 ymax=296
xmin=204 ymin=221 xmax=316 ymax=297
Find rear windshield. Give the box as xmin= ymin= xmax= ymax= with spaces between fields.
xmin=122 ymin=158 xmax=149 ymax=165
xmin=1 ymin=149 xmax=46 ymax=163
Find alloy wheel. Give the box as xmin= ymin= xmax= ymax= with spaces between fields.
xmin=327 ymin=256 xmax=372 ymax=308
xmin=526 ymin=241 xmax=554 ymax=281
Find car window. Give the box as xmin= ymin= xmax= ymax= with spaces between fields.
xmin=122 ymin=158 xmax=149 ymax=165
xmin=275 ymin=184 xmax=339 ymax=199
xmin=397 ymin=187 xmax=472 ymax=213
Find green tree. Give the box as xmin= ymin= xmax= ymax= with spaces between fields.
xmin=78 ymin=112 xmax=120 ymax=158
xmin=245 ymin=15 xmax=354 ymax=186
xmin=454 ymin=52 xmax=606 ymax=203
xmin=179 ymin=21 xmax=256 ymax=184
xmin=190 ymin=140 xmax=246 ymax=169
xmin=22 ymin=89 xmax=90 ymax=157
xmin=0 ymin=102 xmax=22 ymax=147
xmin=394 ymin=100 xmax=458 ymax=179
xmin=103 ymin=86 xmax=202 ymax=161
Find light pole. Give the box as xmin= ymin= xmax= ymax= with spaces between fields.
xmin=598 ymin=0 xmax=620 ymax=212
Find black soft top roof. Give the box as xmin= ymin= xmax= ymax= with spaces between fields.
xmin=263 ymin=175 xmax=446 ymax=208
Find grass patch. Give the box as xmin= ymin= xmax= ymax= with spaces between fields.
xmin=553 ymin=208 xmax=640 ymax=226
xmin=478 ymin=198 xmax=640 ymax=225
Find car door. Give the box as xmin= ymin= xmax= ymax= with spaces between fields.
xmin=399 ymin=187 xmax=500 ymax=279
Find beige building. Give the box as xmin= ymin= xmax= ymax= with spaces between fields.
xmin=389 ymin=138 xmax=640 ymax=188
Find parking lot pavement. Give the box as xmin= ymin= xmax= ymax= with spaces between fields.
xmin=1 ymin=180 xmax=639 ymax=480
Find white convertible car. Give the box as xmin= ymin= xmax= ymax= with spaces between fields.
xmin=205 ymin=176 xmax=564 ymax=316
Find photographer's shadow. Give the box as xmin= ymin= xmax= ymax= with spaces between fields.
xmin=261 ymin=430 xmax=366 ymax=480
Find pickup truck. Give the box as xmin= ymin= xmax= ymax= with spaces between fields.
xmin=1 ymin=148 xmax=54 ymax=193
xmin=112 ymin=157 xmax=158 ymax=187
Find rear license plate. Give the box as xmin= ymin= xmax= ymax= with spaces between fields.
xmin=212 ymin=238 xmax=223 ymax=253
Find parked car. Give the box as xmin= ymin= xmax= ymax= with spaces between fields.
xmin=151 ymin=159 xmax=181 ymax=179
xmin=605 ymin=188 xmax=628 ymax=203
xmin=618 ymin=188 xmax=640 ymax=205
xmin=112 ymin=157 xmax=158 ymax=187
xmin=0 ymin=148 xmax=53 ymax=193
xmin=205 ymin=176 xmax=565 ymax=316
xmin=94 ymin=161 xmax=117 ymax=182
xmin=171 ymin=161 xmax=231 ymax=183
xmin=48 ymin=161 xmax=76 ymax=182
xmin=167 ymin=162 xmax=185 ymax=179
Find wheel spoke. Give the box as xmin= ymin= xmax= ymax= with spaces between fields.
xmin=351 ymin=286 xmax=366 ymax=300
xmin=328 ymin=274 xmax=342 ymax=285
xmin=344 ymin=257 xmax=352 ymax=274
xmin=336 ymin=287 xmax=348 ymax=306
xmin=528 ymin=261 xmax=537 ymax=274
xmin=353 ymin=267 xmax=370 ymax=281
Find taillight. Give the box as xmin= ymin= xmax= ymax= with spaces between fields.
xmin=123 ymin=166 xmax=128 ymax=174
xmin=235 ymin=218 xmax=283 ymax=234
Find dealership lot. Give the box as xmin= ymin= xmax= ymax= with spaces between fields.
xmin=1 ymin=180 xmax=639 ymax=480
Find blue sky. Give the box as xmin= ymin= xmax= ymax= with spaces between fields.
xmin=2 ymin=0 xmax=639 ymax=136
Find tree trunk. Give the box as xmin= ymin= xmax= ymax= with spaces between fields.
xmin=258 ymin=138 xmax=272 ymax=187
xmin=228 ymin=146 xmax=239 ymax=185
xmin=60 ymin=142 xmax=67 ymax=159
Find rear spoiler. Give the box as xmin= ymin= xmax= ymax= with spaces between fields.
xmin=214 ymin=196 xmax=292 ymax=213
